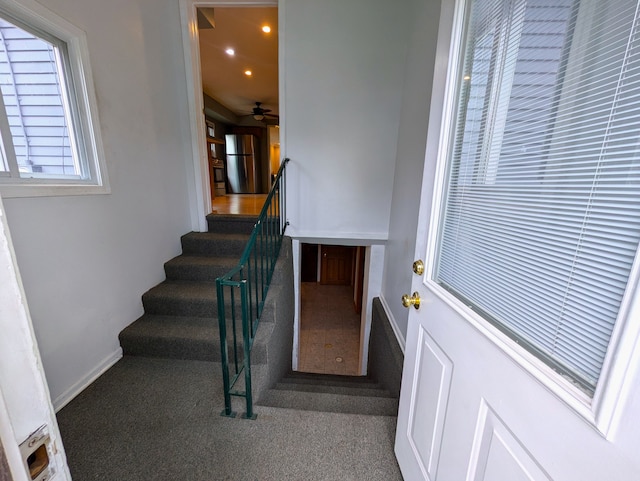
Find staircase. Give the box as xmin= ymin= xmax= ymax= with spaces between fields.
xmin=118 ymin=212 xmax=400 ymax=419
xmin=119 ymin=214 xmax=264 ymax=364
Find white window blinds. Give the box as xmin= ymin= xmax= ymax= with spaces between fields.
xmin=435 ymin=0 xmax=640 ymax=394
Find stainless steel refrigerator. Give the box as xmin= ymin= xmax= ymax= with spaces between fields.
xmin=225 ymin=134 xmax=259 ymax=194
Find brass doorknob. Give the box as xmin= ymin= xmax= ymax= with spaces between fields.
xmin=413 ymin=260 xmax=424 ymax=275
xmin=402 ymin=292 xmax=421 ymax=309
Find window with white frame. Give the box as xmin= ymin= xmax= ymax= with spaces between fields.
xmin=435 ymin=0 xmax=640 ymax=395
xmin=0 ymin=2 xmax=107 ymax=196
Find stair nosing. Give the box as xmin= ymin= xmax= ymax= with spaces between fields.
xmin=272 ymin=382 xmax=394 ymax=398
xmin=258 ymin=389 xmax=399 ymax=416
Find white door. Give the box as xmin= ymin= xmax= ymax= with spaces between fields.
xmin=395 ymin=0 xmax=640 ymax=479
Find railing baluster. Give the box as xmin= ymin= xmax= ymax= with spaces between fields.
xmin=239 ymin=280 xmax=256 ymax=419
xmin=230 ymin=281 xmax=239 ymax=373
xmin=253 ymin=229 xmax=259 ymax=324
xmin=216 ymin=281 xmax=236 ymax=418
xmin=215 ymin=159 xmax=290 ymax=419
xmin=246 ymin=255 xmax=254 ymax=341
xmin=260 ymin=222 xmax=266 ymax=300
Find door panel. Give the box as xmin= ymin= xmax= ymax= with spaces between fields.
xmin=395 ymin=325 xmax=452 ymax=480
xmin=320 ymin=245 xmax=354 ymax=285
xmin=467 ymin=401 xmax=549 ymax=481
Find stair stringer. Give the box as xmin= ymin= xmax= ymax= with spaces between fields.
xmin=248 ymin=236 xmax=295 ymax=402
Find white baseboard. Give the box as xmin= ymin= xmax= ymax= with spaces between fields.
xmin=379 ymin=294 xmax=406 ymax=354
xmin=52 ymin=347 xmax=123 ymax=412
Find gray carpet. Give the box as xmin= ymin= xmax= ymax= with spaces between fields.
xmin=56 ymin=356 xmax=403 ymax=481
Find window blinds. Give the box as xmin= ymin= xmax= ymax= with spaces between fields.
xmin=436 ymin=0 xmax=640 ymax=393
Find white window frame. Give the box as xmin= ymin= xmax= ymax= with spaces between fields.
xmin=0 ymin=0 xmax=109 ymax=197
xmin=422 ymin=0 xmax=640 ymax=437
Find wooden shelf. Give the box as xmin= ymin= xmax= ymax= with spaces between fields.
xmin=207 ymin=137 xmax=225 ymax=144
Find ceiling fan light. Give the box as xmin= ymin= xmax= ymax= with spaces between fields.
xmin=253 ymin=114 xmax=265 ymax=121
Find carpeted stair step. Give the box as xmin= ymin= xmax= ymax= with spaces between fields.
xmin=180 ymin=232 xmax=250 ymax=257
xmin=164 ymin=255 xmax=240 ymax=282
xmin=278 ymin=371 xmax=383 ymax=389
xmin=119 ymin=315 xmax=220 ymax=361
xmin=257 ymin=389 xmax=398 ymax=416
xmin=272 ymin=380 xmax=393 ymax=398
xmin=274 ymin=372 xmax=394 ymax=398
xmin=142 ymin=281 xmax=219 ymax=318
xmin=118 ymin=314 xmax=272 ymax=364
xmin=206 ymin=214 xmax=258 ymax=234
xmin=165 ymin=254 xmax=288 ymax=284
xmin=141 ymin=280 xmax=279 ymax=322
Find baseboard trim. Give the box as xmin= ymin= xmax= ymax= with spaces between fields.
xmin=52 ymin=347 xmax=123 ymax=412
xmin=378 ymin=294 xmax=406 ymax=354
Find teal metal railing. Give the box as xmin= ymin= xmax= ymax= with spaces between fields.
xmin=216 ymin=158 xmax=289 ymax=419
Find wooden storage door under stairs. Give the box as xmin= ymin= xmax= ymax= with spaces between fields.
xmin=318 ymin=245 xmax=366 ymax=314
xmin=303 ymin=244 xmax=366 ymax=313
xmin=320 ymin=245 xmax=355 ymax=286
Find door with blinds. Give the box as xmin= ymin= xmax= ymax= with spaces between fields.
xmin=395 ymin=0 xmax=640 ymax=479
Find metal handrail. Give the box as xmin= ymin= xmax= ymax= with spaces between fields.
xmin=216 ymin=158 xmax=289 ymax=419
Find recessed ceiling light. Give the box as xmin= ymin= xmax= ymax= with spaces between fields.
xmin=244 ymin=70 xmax=252 ymax=77
xmin=225 ymin=48 xmax=235 ymax=56
xmin=262 ymin=25 xmax=271 ymax=33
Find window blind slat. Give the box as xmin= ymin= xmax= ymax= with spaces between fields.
xmin=436 ymin=0 xmax=640 ymax=394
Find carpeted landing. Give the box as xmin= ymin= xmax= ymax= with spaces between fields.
xmin=56 ymin=356 xmax=403 ymax=481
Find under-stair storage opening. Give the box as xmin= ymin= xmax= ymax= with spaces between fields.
xmin=297 ymin=243 xmax=367 ymax=376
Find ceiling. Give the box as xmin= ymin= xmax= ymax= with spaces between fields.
xmin=198 ymin=7 xmax=279 ymax=123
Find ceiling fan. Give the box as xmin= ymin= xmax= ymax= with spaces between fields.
xmin=246 ymin=102 xmax=279 ymax=121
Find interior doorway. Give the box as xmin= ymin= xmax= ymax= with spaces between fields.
xmin=181 ymin=0 xmax=280 ymax=231
xmin=195 ymin=4 xmax=279 ymax=213
xmin=298 ymin=244 xmax=367 ymax=376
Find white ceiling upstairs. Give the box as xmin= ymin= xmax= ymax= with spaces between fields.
xmin=198 ymin=7 xmax=278 ymax=120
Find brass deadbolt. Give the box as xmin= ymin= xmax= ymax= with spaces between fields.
xmin=413 ymin=260 xmax=425 ymax=275
xmin=402 ymin=292 xmax=421 ymax=309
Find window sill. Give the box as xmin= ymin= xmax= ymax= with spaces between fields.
xmin=0 ymin=182 xmax=111 ymax=198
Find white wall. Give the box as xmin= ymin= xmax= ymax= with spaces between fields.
xmin=379 ymin=0 xmax=443 ymax=345
xmin=281 ymin=0 xmax=412 ymax=241
xmin=2 ymin=0 xmax=194 ymax=408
